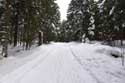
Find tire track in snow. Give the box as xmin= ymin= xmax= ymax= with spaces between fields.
xmin=69 ymin=46 xmax=104 ymax=83
xmin=0 ymin=47 xmax=55 ymax=83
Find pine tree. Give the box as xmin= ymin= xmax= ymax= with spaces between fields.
xmin=11 ymin=0 xmax=20 ymax=46
xmin=59 ymin=20 xmax=68 ymax=42
xmin=0 ymin=0 xmax=12 ymax=57
xmin=114 ymin=0 xmax=125 ymax=45
xmin=95 ymin=0 xmax=116 ymax=44
xmin=38 ymin=0 xmax=60 ymax=43
xmin=0 ymin=0 xmax=61 ymax=56
xmin=96 ymin=0 xmax=124 ymax=45
xmin=67 ymin=0 xmax=93 ymax=42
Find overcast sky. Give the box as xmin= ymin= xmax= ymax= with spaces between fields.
xmin=56 ymin=0 xmax=71 ymax=21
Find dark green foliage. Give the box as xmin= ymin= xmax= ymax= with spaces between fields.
xmin=96 ymin=0 xmax=125 ymax=44
xmin=0 ymin=0 xmax=60 ymax=56
xmin=62 ymin=0 xmax=125 ymax=44
xmin=66 ymin=0 xmax=95 ymax=42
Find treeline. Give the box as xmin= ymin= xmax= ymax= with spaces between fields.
xmin=0 ymin=0 xmax=125 ymax=57
xmin=0 ymin=0 xmax=60 ymax=57
xmin=59 ymin=0 xmax=125 ymax=44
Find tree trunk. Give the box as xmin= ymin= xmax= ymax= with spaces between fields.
xmin=2 ymin=41 xmax=8 ymax=57
xmin=13 ymin=24 xmax=18 ymax=46
xmin=38 ymin=31 xmax=43 ymax=46
xmin=13 ymin=1 xmax=19 ymax=47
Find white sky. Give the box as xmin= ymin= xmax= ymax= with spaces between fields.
xmin=56 ymin=0 xmax=71 ymax=21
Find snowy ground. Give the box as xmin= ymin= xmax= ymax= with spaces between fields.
xmin=0 ymin=42 xmax=125 ymax=83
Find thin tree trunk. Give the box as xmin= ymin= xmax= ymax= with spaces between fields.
xmin=13 ymin=7 xmax=19 ymax=47
xmin=38 ymin=31 xmax=43 ymax=46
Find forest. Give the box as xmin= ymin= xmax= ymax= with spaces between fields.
xmin=0 ymin=0 xmax=125 ymax=57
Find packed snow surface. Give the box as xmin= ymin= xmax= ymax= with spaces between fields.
xmin=0 ymin=42 xmax=125 ymax=83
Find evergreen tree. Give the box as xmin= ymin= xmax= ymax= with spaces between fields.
xmin=11 ymin=0 xmax=20 ymax=46
xmin=58 ymin=20 xmax=68 ymax=42
xmin=94 ymin=0 xmax=116 ymax=43
xmin=114 ymin=0 xmax=125 ymax=45
xmin=0 ymin=0 xmax=12 ymax=57
xmin=0 ymin=0 xmax=61 ymax=56
xmin=38 ymin=0 xmax=60 ymax=43
xmin=67 ymin=0 xmax=93 ymax=42
xmin=97 ymin=0 xmax=125 ymax=44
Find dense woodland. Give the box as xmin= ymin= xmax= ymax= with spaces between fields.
xmin=59 ymin=0 xmax=125 ymax=43
xmin=0 ymin=0 xmax=60 ymax=57
xmin=0 ymin=0 xmax=125 ymax=57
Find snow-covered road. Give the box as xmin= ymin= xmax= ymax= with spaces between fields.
xmin=0 ymin=43 xmax=125 ymax=83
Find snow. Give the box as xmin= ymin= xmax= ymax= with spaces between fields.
xmin=98 ymin=0 xmax=106 ymax=8
xmin=109 ymin=6 xmax=115 ymax=16
xmin=94 ymin=44 xmax=121 ymax=57
xmin=0 ymin=43 xmax=125 ymax=83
